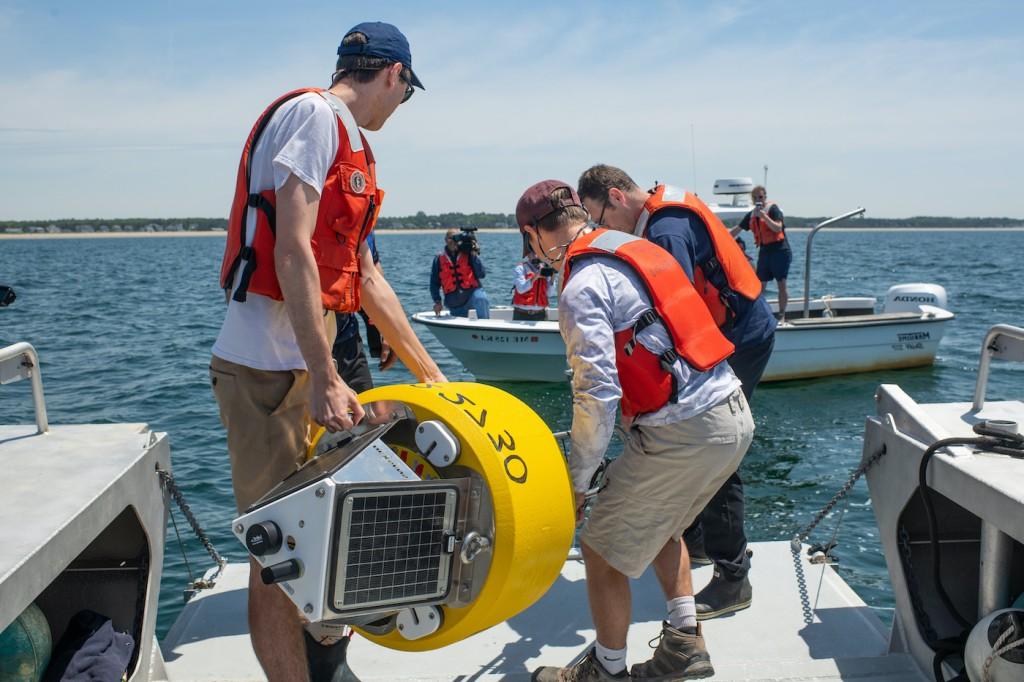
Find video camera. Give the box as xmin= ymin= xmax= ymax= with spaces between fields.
xmin=529 ymin=258 xmax=557 ymax=278
xmin=452 ymin=227 xmax=480 ymax=254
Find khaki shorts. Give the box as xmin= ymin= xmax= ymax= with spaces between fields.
xmin=210 ymin=355 xmax=312 ymax=513
xmin=579 ymin=390 xmax=755 ymax=579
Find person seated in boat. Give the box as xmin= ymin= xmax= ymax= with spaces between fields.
xmin=730 ymin=185 xmax=792 ymax=319
xmin=578 ymin=164 xmax=776 ymax=621
xmin=429 ymin=228 xmax=491 ymax=319
xmin=212 ymin=21 xmax=447 ymax=682
xmin=511 ymin=248 xmax=556 ymax=321
xmin=516 ymin=180 xmax=754 ymax=682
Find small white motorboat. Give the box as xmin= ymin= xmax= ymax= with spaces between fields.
xmin=414 ymin=208 xmax=955 ymax=384
xmin=413 ymin=290 xmax=953 ymax=384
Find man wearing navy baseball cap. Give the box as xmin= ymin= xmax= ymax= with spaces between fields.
xmin=213 ymin=20 xmax=442 ymax=682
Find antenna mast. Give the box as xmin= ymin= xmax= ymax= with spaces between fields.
xmin=763 ymin=164 xmax=768 ymax=189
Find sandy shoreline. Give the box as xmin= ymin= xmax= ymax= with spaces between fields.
xmin=2 ymin=226 xmax=1023 ymax=240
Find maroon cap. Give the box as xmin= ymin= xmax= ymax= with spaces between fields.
xmin=515 ymin=180 xmax=583 ymax=229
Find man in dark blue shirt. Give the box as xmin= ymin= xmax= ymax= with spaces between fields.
xmin=578 ymin=164 xmax=776 ymax=620
xmin=732 ymin=185 xmax=791 ymax=319
xmin=332 ymin=231 xmax=394 ymax=392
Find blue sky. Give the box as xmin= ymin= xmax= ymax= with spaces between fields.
xmin=1 ymin=1 xmax=1021 ymax=220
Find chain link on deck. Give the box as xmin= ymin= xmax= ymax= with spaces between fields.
xmin=790 ymin=445 xmax=886 ymax=551
xmin=157 ymin=466 xmax=226 ymax=594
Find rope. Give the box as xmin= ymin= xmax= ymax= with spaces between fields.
xmin=983 ymin=626 xmax=1024 ymax=682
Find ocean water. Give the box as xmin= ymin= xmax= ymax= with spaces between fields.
xmin=1 ymin=229 xmax=1022 ymax=638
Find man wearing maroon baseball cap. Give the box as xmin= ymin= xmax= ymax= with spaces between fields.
xmin=517 ymin=181 xmax=751 ymax=681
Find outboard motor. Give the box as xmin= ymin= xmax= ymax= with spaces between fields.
xmin=883 ymin=283 xmax=948 ymax=314
xmin=232 ymin=382 xmax=575 ymax=651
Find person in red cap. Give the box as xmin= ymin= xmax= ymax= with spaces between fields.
xmin=517 ymin=181 xmax=753 ymax=682
xmin=212 ymin=21 xmax=444 ymax=682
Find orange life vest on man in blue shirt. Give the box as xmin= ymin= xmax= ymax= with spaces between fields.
xmin=563 ymin=229 xmax=735 ymax=418
xmin=750 ymin=200 xmax=785 ymax=247
xmin=219 ymin=88 xmax=384 ymax=313
xmin=641 ymin=185 xmax=763 ymax=330
xmin=438 ymin=252 xmax=480 ymax=294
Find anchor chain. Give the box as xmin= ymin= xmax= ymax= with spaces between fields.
xmin=898 ymin=524 xmax=939 ymax=644
xmin=791 ymin=445 xmax=887 ymax=552
xmin=157 ymin=466 xmax=226 ymax=593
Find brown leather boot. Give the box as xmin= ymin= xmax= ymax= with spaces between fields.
xmin=629 ymin=622 xmax=714 ymax=681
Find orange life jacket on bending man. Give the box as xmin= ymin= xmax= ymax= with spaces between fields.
xmin=640 ymin=185 xmax=763 ymax=330
xmin=563 ymin=229 xmax=735 ymax=418
xmin=750 ymin=200 xmax=785 ymax=247
xmin=438 ymin=252 xmax=480 ymax=294
xmin=219 ymin=88 xmax=384 ymax=313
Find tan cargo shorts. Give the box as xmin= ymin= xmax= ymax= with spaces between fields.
xmin=209 ymin=355 xmax=312 ymax=513
xmin=579 ymin=389 xmax=755 ymax=579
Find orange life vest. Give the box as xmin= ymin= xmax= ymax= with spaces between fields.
xmin=219 ymin=88 xmax=384 ymax=313
xmin=750 ymin=200 xmax=785 ymax=246
xmin=563 ymin=229 xmax=735 ymax=418
xmin=438 ymin=252 xmax=480 ymax=294
xmin=512 ymin=262 xmax=550 ymax=309
xmin=640 ymin=185 xmax=763 ymax=330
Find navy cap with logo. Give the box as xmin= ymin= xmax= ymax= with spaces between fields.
xmin=338 ymin=21 xmax=424 ymax=90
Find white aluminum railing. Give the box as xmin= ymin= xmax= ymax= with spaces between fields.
xmin=802 ymin=207 xmax=867 ymax=319
xmin=0 ymin=342 xmax=49 ymax=433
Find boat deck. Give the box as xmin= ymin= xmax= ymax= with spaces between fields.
xmin=161 ymin=541 xmax=926 ymax=681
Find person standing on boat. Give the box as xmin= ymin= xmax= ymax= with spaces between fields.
xmin=333 ymin=230 xmax=396 ymax=393
xmin=577 ymin=164 xmax=775 ymax=621
xmin=211 ymin=22 xmax=446 ymax=682
xmin=731 ymin=185 xmax=791 ymax=319
xmin=429 ymin=228 xmax=490 ymax=318
xmin=517 ymin=180 xmax=754 ymax=682
xmin=511 ymin=250 xmax=556 ymax=321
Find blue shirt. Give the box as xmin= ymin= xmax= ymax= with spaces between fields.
xmin=429 ymin=250 xmax=486 ymax=310
xmin=645 ymin=207 xmax=776 ymax=349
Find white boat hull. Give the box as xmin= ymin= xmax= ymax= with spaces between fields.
xmin=413 ymin=300 xmax=954 ymax=384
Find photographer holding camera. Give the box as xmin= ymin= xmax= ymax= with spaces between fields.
xmin=511 ymin=249 xmax=556 ymax=321
xmin=731 ymin=185 xmax=791 ymax=319
xmin=429 ymin=227 xmax=490 ymax=319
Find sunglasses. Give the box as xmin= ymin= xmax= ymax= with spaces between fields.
xmin=399 ymin=70 xmax=414 ymax=103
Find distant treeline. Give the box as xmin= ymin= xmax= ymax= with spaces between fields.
xmin=2 ymin=213 xmax=1022 ymax=233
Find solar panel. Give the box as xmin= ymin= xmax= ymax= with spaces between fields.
xmin=331 ymin=487 xmax=458 ymax=611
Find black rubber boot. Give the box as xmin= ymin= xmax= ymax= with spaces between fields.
xmin=304 ymin=631 xmax=361 ymax=682
xmin=695 ymin=571 xmax=752 ymax=620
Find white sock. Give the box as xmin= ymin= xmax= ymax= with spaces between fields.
xmin=594 ymin=641 xmax=627 ymax=675
xmin=667 ymin=596 xmax=697 ymax=629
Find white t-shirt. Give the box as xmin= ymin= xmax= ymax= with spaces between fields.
xmin=212 ymin=92 xmax=349 ymax=371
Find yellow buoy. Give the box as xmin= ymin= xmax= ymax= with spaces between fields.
xmin=340 ymin=382 xmax=575 ymax=651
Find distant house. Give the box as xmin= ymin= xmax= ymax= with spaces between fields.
xmin=3 ymin=227 xmax=24 ymax=234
